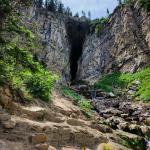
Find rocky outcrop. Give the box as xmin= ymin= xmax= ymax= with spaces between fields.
xmin=22 ymin=7 xmax=71 ymax=82
xmin=77 ymin=5 xmax=150 ymax=83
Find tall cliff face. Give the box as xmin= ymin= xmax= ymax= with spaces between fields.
xmin=23 ymin=4 xmax=150 ymax=84
xmin=22 ymin=7 xmax=71 ymax=82
xmin=77 ymin=5 xmax=150 ymax=83
xmin=23 ymin=7 xmax=88 ymax=83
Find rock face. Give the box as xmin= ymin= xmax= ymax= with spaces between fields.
xmin=22 ymin=7 xmax=71 ymax=82
xmin=22 ymin=4 xmax=150 ymax=83
xmin=77 ymin=5 xmax=150 ymax=83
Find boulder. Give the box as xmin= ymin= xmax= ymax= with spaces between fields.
xmin=30 ymin=133 xmax=48 ymax=144
xmin=35 ymin=143 xmax=49 ymax=150
xmin=2 ymin=120 xmax=16 ymax=129
xmin=145 ymin=118 xmax=150 ymax=126
xmin=0 ymin=113 xmax=11 ymax=122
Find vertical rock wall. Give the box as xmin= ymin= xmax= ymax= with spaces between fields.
xmin=77 ymin=5 xmax=150 ymax=83
xmin=23 ymin=7 xmax=71 ymax=82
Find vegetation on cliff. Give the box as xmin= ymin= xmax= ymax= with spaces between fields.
xmin=0 ymin=0 xmax=58 ymax=102
xmin=95 ymin=67 xmax=150 ymax=102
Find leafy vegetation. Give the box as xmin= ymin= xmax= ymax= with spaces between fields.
xmin=139 ymin=0 xmax=150 ymax=12
xmin=94 ymin=67 xmax=150 ymax=102
xmin=103 ymin=144 xmax=115 ymax=150
xmin=90 ymin=17 xmax=109 ymax=37
xmin=60 ymin=86 xmax=93 ymax=117
xmin=0 ymin=0 xmax=58 ymax=102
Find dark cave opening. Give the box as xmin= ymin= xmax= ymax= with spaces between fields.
xmin=66 ymin=20 xmax=89 ymax=82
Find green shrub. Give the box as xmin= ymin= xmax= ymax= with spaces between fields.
xmin=139 ymin=0 xmax=150 ymax=12
xmin=90 ymin=17 xmax=109 ymax=36
xmin=94 ymin=67 xmax=150 ymax=102
xmin=60 ymin=86 xmax=93 ymax=114
xmin=27 ymin=71 xmax=57 ymax=102
xmin=61 ymin=86 xmax=81 ymax=103
xmin=123 ymin=0 xmax=135 ymax=6
xmin=0 ymin=3 xmax=58 ymax=102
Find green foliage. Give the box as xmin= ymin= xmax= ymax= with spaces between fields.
xmin=139 ymin=0 xmax=150 ymax=12
xmin=27 ymin=71 xmax=58 ymax=101
xmin=90 ymin=17 xmax=109 ymax=36
xmin=60 ymin=86 xmax=81 ymax=103
xmin=0 ymin=1 xmax=58 ymax=102
xmin=60 ymin=86 xmax=93 ymax=115
xmin=119 ymin=136 xmax=145 ymax=150
xmin=94 ymin=67 xmax=150 ymax=102
xmin=123 ymin=0 xmax=135 ymax=5
xmin=103 ymin=144 xmax=115 ymax=150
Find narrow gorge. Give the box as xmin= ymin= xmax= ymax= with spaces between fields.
xmin=0 ymin=0 xmax=150 ymax=150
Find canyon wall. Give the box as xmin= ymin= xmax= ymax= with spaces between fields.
xmin=22 ymin=7 xmax=71 ymax=82
xmin=23 ymin=4 xmax=150 ymax=84
xmin=77 ymin=5 xmax=150 ymax=83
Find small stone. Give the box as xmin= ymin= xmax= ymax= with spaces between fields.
xmin=128 ymin=90 xmax=135 ymax=95
xmin=121 ymin=114 xmax=128 ymax=118
xmin=145 ymin=118 xmax=150 ymax=126
xmin=35 ymin=143 xmax=49 ymax=150
xmin=48 ymin=146 xmax=57 ymax=150
xmin=30 ymin=133 xmax=48 ymax=144
xmin=2 ymin=120 xmax=16 ymax=129
xmin=133 ymin=80 xmax=140 ymax=85
xmin=0 ymin=114 xmax=11 ymax=122
xmin=108 ymin=92 xmax=115 ymax=98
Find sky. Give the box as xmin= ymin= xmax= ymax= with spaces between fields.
xmin=61 ymin=0 xmax=118 ymax=19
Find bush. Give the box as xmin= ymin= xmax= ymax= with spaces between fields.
xmin=90 ymin=17 xmax=109 ymax=36
xmin=139 ymin=0 xmax=150 ymax=12
xmin=94 ymin=67 xmax=150 ymax=102
xmin=60 ymin=86 xmax=93 ymax=113
xmin=0 ymin=3 xmax=58 ymax=102
xmin=27 ymin=71 xmax=57 ymax=101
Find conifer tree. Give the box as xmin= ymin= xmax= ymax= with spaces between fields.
xmin=57 ymin=1 xmax=64 ymax=13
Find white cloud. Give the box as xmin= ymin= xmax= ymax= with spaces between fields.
xmin=61 ymin=0 xmax=118 ymax=19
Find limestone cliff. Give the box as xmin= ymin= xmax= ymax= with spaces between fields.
xmin=77 ymin=5 xmax=150 ymax=83
xmin=23 ymin=4 xmax=150 ymax=84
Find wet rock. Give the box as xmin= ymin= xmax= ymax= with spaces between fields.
xmin=30 ymin=133 xmax=48 ymax=144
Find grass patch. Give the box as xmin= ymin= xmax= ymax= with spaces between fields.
xmin=94 ymin=67 xmax=150 ymax=102
xmin=60 ymin=86 xmax=93 ymax=118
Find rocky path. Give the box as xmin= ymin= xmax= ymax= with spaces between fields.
xmin=0 ymin=86 xmax=149 ymax=150
xmin=71 ymin=84 xmax=150 ymax=150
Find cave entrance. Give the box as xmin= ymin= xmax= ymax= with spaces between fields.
xmin=66 ymin=20 xmax=89 ymax=82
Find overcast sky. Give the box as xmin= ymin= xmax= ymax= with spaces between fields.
xmin=61 ymin=0 xmax=118 ymax=19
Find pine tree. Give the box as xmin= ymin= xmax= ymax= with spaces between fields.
xmin=81 ymin=10 xmax=86 ymax=17
xmin=57 ymin=1 xmax=64 ymax=13
xmin=74 ymin=12 xmax=79 ymax=18
xmin=47 ymin=0 xmax=57 ymax=12
xmin=106 ymin=8 xmax=110 ymax=16
xmin=117 ymin=0 xmax=122 ymax=5
xmin=37 ymin=0 xmax=43 ymax=8
xmin=88 ymin=11 xmax=91 ymax=20
xmin=65 ymin=7 xmax=72 ymax=16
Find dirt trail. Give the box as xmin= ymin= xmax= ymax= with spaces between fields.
xmin=0 ymin=87 xmax=149 ymax=150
